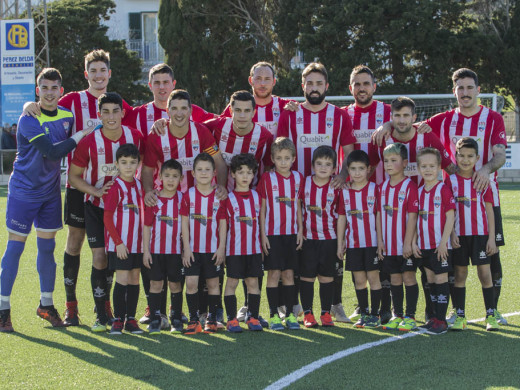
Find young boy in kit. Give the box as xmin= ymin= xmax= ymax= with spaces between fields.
xmin=219 ymin=154 xmax=264 ymax=332
xmin=103 ymin=144 xmax=144 ymax=334
xmin=143 ymin=159 xmax=185 ymax=334
xmin=180 ymin=153 xmax=226 ymax=334
xmin=337 ymin=150 xmax=382 ymax=328
xmin=445 ymin=137 xmax=499 ymax=331
xmin=258 ymin=137 xmax=303 ymax=331
xmin=377 ymin=143 xmax=420 ymax=332
xmin=413 ymin=148 xmax=456 ymax=335
xmin=299 ymin=146 xmax=341 ymax=328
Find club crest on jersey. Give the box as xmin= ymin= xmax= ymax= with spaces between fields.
xmin=190 ymin=202 xmax=195 ymax=208
xmin=249 ymin=141 xmax=258 ymax=153
xmin=398 ymin=191 xmax=406 ymax=202
xmin=453 ymin=186 xmax=458 ymax=194
xmin=255 ymin=203 xmax=260 ymax=214
xmin=234 ymin=206 xmax=240 ymax=214
xmin=326 ymin=192 xmax=334 ymax=204
xmin=434 ymin=196 xmax=441 ymax=208
xmin=273 ymin=108 xmax=280 ymax=118
xmin=63 ymin=122 xmax=70 ymax=130
xmin=192 ymin=139 xmax=200 ymax=152
xmin=478 ymin=121 xmax=486 ymax=132
xmin=326 ymin=117 xmax=333 ymax=128
xmin=367 ymin=196 xmax=375 ymax=208
xmin=213 ymin=201 xmax=220 ymax=213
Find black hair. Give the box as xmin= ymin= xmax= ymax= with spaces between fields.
xmin=230 ymin=90 xmax=256 ymax=110
xmin=98 ymin=92 xmax=123 ymax=111
xmin=37 ymin=68 xmax=62 ymax=86
xmin=116 ymin=143 xmax=140 ymax=161
xmin=312 ymin=145 xmax=337 ymax=168
xmin=452 ymin=68 xmax=478 ymax=87
xmin=193 ymin=152 xmax=215 ymax=170
xmin=167 ymin=89 xmax=191 ymax=108
xmin=230 ymin=153 xmax=258 ymax=174
xmin=346 ymin=149 xmax=370 ymax=168
xmin=391 ymin=96 xmax=416 ymax=115
xmin=456 ymin=137 xmax=479 ymax=155
xmin=161 ymin=158 xmax=183 ymax=175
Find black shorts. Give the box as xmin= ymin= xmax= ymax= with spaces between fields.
xmin=64 ymin=188 xmax=86 ymax=228
xmin=108 ymin=252 xmax=142 ymax=271
xmin=148 ymin=253 xmax=184 ymax=282
xmin=453 ymin=235 xmax=490 ymax=266
xmin=263 ymin=235 xmax=299 ymax=271
xmin=382 ymin=255 xmax=421 ymax=274
xmin=226 ymin=254 xmax=263 ymax=279
xmin=493 ymin=206 xmax=505 ymax=246
xmin=300 ymin=239 xmax=337 ymax=278
xmin=421 ymin=249 xmax=453 ymax=275
xmin=345 ymin=247 xmax=380 ymax=272
xmin=85 ymin=201 xmax=105 ymax=249
xmin=184 ymin=252 xmax=224 ymax=279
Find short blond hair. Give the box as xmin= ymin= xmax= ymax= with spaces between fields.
xmin=417 ymin=147 xmax=441 ymax=165
xmin=383 ymin=143 xmax=408 ymax=160
xmin=271 ymin=137 xmax=296 ymax=157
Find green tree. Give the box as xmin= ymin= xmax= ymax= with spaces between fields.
xmin=31 ymin=0 xmax=147 ymax=104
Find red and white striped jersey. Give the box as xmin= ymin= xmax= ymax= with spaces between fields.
xmin=257 ymin=170 xmax=303 ymax=236
xmin=379 ymin=178 xmax=419 ymax=256
xmin=180 ymin=187 xmax=221 ymax=254
xmin=218 ymin=190 xmax=261 ymax=256
xmin=300 ymin=176 xmax=340 ymax=240
xmin=344 ymin=100 xmax=391 ymax=184
xmin=369 ymin=129 xmax=452 ymax=187
xmin=143 ymin=121 xmax=219 ymax=192
xmin=417 ymin=182 xmax=456 ymax=250
xmin=72 ymin=126 xmax=145 ymax=208
xmin=338 ymin=182 xmax=379 ymax=248
xmin=144 ymin=192 xmax=183 ymax=255
xmin=128 ymin=102 xmax=215 ymax=138
xmin=221 ymin=96 xmax=291 ymax=137
xmin=445 ymin=174 xmax=493 ymax=236
xmin=278 ymin=103 xmax=355 ymax=177
xmin=104 ymin=177 xmax=143 ymax=253
xmin=427 ymin=106 xmax=507 ymax=206
xmin=204 ymin=116 xmax=273 ymax=191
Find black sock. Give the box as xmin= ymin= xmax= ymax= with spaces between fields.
xmin=429 ymin=284 xmax=438 ymax=319
xmin=278 ymin=279 xmax=284 ymax=308
xmin=453 ymin=287 xmax=466 ymax=317
xmin=141 ymin=264 xmax=150 ymax=305
xmin=186 ymin=292 xmax=199 ymax=322
xmin=448 ymin=271 xmax=455 ymax=309
xmin=224 ymin=295 xmax=237 ymax=321
xmin=405 ymin=284 xmax=419 ymax=318
xmin=126 ymin=284 xmax=139 ymax=319
xmin=491 ymin=252 xmax=502 ymax=307
xmin=355 ymin=288 xmax=369 ymax=315
xmin=283 ymin=285 xmax=295 ymax=314
xmin=113 ymin=282 xmax=127 ymax=321
xmin=266 ymin=287 xmax=279 ymax=317
xmin=171 ymin=292 xmax=182 ymax=321
xmin=319 ymin=281 xmax=334 ymax=314
xmin=380 ymin=272 xmax=392 ymax=313
xmin=218 ymin=274 xmax=225 ymax=309
xmin=300 ymin=280 xmax=314 ymax=313
xmin=390 ymin=284 xmax=404 ymax=317
xmin=207 ymin=294 xmax=219 ymax=321
xmin=91 ymin=267 xmax=108 ymax=323
xmin=332 ymin=265 xmax=343 ymax=305
xmin=421 ymin=269 xmax=434 ymax=319
xmin=63 ymin=253 xmax=80 ymax=302
xmin=482 ymin=287 xmax=496 ymax=317
xmin=105 ymin=268 xmax=114 ymax=302
xmin=370 ymin=288 xmax=382 ymax=316
xmin=242 ymin=280 xmax=249 ymax=306
xmin=149 ymin=292 xmax=162 ymax=321
xmin=160 ymin=276 xmax=168 ymax=315
xmin=293 ymin=275 xmax=300 ymax=306
xmin=199 ymin=279 xmax=208 ymax=314
xmin=436 ymin=282 xmax=449 ymax=322
xmin=248 ymin=293 xmax=261 ymax=319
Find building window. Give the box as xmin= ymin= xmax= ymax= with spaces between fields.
xmin=128 ymin=12 xmax=165 ymax=67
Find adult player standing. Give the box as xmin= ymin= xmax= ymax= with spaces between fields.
xmin=221 ymin=61 xmax=291 ymax=137
xmin=0 ymin=68 xmax=92 ymax=332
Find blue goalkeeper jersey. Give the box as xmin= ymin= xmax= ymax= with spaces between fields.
xmin=8 ymin=107 xmax=74 ymax=202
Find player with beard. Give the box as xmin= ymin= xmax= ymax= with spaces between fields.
xmin=342 ymin=65 xmax=393 ymax=324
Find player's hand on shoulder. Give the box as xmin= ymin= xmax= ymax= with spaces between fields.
xmin=150 ymin=118 xmax=168 ymax=136
xmin=95 ymin=180 xmax=114 ymax=198
xmin=116 ymin=243 xmax=129 ymax=259
xmin=472 ymin=168 xmax=490 ymax=193
xmin=331 ymin=174 xmax=348 ymax=190
xmin=284 ymin=101 xmax=301 ymax=112
xmin=23 ymin=101 xmax=41 ymax=118
xmin=372 ymin=121 xmax=392 ymax=146
xmin=416 ymin=121 xmax=432 ymax=134
xmin=144 ymin=189 xmax=159 ymax=207
xmin=81 ymin=124 xmax=100 ymax=138
xmin=214 ymin=184 xmax=228 ymax=200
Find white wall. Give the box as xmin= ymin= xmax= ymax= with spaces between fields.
xmin=103 ymin=0 xmax=160 ymax=41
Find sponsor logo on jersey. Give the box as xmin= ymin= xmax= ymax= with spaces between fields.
xmin=190 ymin=214 xmax=208 ymax=225
xmin=298 ymin=134 xmax=332 ymax=148
xmin=307 ymin=205 xmax=322 ymax=216
xmin=236 ymin=215 xmax=254 ymax=226
xmin=123 ymin=203 xmax=139 ymax=215
xmin=158 ymin=215 xmax=175 ymax=227
xmin=276 ymin=196 xmax=295 ymax=206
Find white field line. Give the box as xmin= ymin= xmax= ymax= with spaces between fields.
xmin=265 ymin=311 xmax=520 ymax=390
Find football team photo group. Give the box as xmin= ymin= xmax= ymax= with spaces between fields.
xmin=1 ymin=49 xmax=511 ymax=344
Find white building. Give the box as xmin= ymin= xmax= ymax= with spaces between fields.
xmin=103 ymin=0 xmax=165 ymax=76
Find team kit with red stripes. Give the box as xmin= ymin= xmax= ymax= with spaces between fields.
xmin=0 ymin=51 xmax=508 ymax=336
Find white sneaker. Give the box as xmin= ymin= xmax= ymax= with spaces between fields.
xmin=293 ymin=304 xmax=303 ymax=318
xmin=199 ymin=312 xmax=207 ymax=326
xmin=495 ymin=310 xmax=508 ymax=325
xmin=237 ymin=306 xmax=248 ymax=322
xmin=160 ymin=314 xmax=170 ymax=330
xmin=331 ymin=303 xmax=351 ymax=323
xmin=277 ymin=306 xmax=286 ymax=320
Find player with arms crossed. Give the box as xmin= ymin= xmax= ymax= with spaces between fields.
xmin=0 ymin=68 xmax=92 ymax=332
